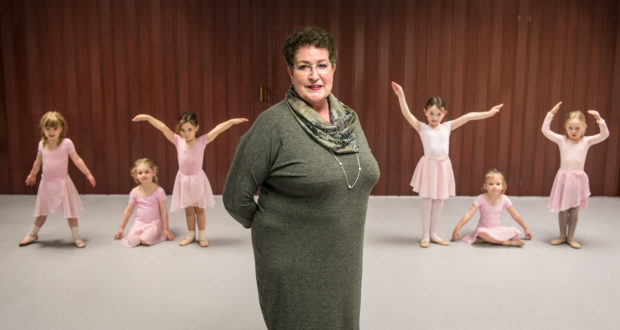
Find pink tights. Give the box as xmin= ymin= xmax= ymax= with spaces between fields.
xmin=421 ymin=198 xmax=445 ymax=242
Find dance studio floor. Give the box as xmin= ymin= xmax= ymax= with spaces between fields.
xmin=1 ymin=194 xmax=619 ymax=330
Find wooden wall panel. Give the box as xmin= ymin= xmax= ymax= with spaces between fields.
xmin=1 ymin=0 xmax=619 ymax=196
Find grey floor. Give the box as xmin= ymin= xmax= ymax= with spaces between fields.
xmin=1 ymin=194 xmax=619 ymax=330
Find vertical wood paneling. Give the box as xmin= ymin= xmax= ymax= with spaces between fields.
xmin=1 ymin=0 xmax=619 ymax=196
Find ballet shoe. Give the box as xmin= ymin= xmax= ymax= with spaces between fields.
xmin=550 ymin=237 xmax=566 ymax=245
xmin=19 ymin=235 xmax=38 ymax=246
xmin=179 ymin=236 xmax=195 ymax=246
xmin=419 ymin=240 xmax=430 ymax=248
xmin=74 ymin=239 xmax=86 ymax=248
xmin=430 ymin=238 xmax=450 ymax=246
xmin=567 ymin=240 xmax=581 ymax=249
xmin=502 ymin=239 xmax=524 ymax=247
xmin=198 ymin=237 xmax=209 ymax=247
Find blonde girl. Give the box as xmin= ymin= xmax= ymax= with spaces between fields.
xmin=391 ymin=82 xmax=502 ymax=248
xmin=542 ymin=102 xmax=609 ymax=249
xmin=451 ymin=169 xmax=532 ymax=246
xmin=114 ymin=158 xmax=174 ymax=247
xmin=20 ymin=111 xmax=96 ymax=248
xmin=133 ymin=112 xmax=247 ymax=247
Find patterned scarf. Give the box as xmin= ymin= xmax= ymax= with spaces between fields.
xmin=285 ymin=87 xmax=359 ymax=154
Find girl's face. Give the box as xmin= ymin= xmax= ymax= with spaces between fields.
xmin=179 ymin=122 xmax=198 ymax=142
xmin=483 ymin=175 xmax=505 ymax=196
xmin=424 ymin=105 xmax=446 ymax=127
xmin=134 ymin=164 xmax=156 ymax=184
xmin=44 ymin=126 xmax=62 ymax=143
xmin=565 ymin=119 xmax=586 ymax=141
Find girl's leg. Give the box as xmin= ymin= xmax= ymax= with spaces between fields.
xmin=477 ymin=232 xmax=524 ymax=247
xmin=429 ymin=199 xmax=449 ymax=245
xmin=566 ymin=207 xmax=581 ymax=249
xmin=67 ymin=218 xmax=86 ymax=248
xmin=550 ymin=211 xmax=569 ymax=245
xmin=179 ymin=207 xmax=196 ymax=246
xmin=19 ymin=216 xmax=47 ymax=246
xmin=420 ymin=198 xmax=432 ymax=247
xmin=195 ymin=207 xmax=208 ymax=247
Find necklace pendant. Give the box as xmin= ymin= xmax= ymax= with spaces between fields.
xmin=330 ymin=150 xmax=362 ymax=189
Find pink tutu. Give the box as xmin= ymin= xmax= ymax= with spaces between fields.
xmin=170 ymin=170 xmax=215 ymax=212
xmin=548 ymin=169 xmax=590 ymax=212
xmin=33 ymin=175 xmax=83 ymax=218
xmin=121 ymin=218 xmax=165 ymax=247
xmin=462 ymin=226 xmax=521 ymax=244
xmin=410 ymin=156 xmax=455 ymax=200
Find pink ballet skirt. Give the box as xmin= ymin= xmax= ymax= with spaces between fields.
xmin=170 ymin=170 xmax=215 ymax=212
xmin=463 ymin=226 xmax=521 ymax=244
xmin=121 ymin=218 xmax=165 ymax=247
xmin=462 ymin=195 xmax=521 ymax=244
xmin=34 ymin=175 xmax=83 ymax=218
xmin=548 ymin=169 xmax=590 ymax=212
xmin=410 ymin=156 xmax=455 ymax=200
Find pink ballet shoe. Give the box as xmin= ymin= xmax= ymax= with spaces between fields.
xmin=198 ymin=237 xmax=209 ymax=247
xmin=19 ymin=235 xmax=38 ymax=247
xmin=567 ymin=240 xmax=581 ymax=249
xmin=419 ymin=240 xmax=430 ymax=248
xmin=501 ymin=239 xmax=524 ymax=247
xmin=179 ymin=236 xmax=195 ymax=246
xmin=431 ymin=238 xmax=450 ymax=246
xmin=74 ymin=239 xmax=86 ymax=248
xmin=550 ymin=237 xmax=566 ymax=245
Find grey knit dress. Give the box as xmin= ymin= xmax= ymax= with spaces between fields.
xmin=223 ymin=99 xmax=380 ymax=330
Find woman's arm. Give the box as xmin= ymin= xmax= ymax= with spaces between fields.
xmin=391 ymin=82 xmax=421 ymax=133
xmin=159 ymin=200 xmax=174 ymax=241
xmin=450 ymin=104 xmax=502 ymax=131
xmin=507 ymin=205 xmax=532 ymax=240
xmin=223 ymin=115 xmax=275 ymax=228
xmin=115 ymin=203 xmax=135 ymax=239
xmin=132 ymin=114 xmax=175 ymax=143
xmin=204 ymin=118 xmax=249 ymax=142
xmin=25 ymin=153 xmax=42 ymax=186
xmin=451 ymin=204 xmax=478 ymax=241
xmin=69 ymin=151 xmax=96 ymax=187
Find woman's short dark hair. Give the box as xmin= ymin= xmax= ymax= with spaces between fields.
xmin=282 ymin=26 xmax=337 ymax=67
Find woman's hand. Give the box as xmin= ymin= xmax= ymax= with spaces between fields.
xmin=587 ymin=110 xmax=602 ymax=121
xmin=549 ymin=101 xmax=562 ymax=115
xmin=25 ymin=174 xmax=37 ymax=186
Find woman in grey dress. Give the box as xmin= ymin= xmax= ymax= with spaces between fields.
xmin=223 ymin=26 xmax=380 ymax=330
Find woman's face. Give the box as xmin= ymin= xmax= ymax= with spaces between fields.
xmin=287 ymin=46 xmax=335 ymax=109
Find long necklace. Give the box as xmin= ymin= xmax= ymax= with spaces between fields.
xmin=330 ymin=151 xmax=362 ymax=189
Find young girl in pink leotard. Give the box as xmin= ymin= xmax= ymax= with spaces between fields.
xmin=133 ymin=113 xmax=247 ymax=247
xmin=451 ymin=169 xmax=532 ymax=247
xmin=542 ymin=101 xmax=609 ymax=249
xmin=391 ymin=82 xmax=502 ymax=248
xmin=20 ymin=111 xmax=96 ymax=248
xmin=114 ymin=158 xmax=174 ymax=247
